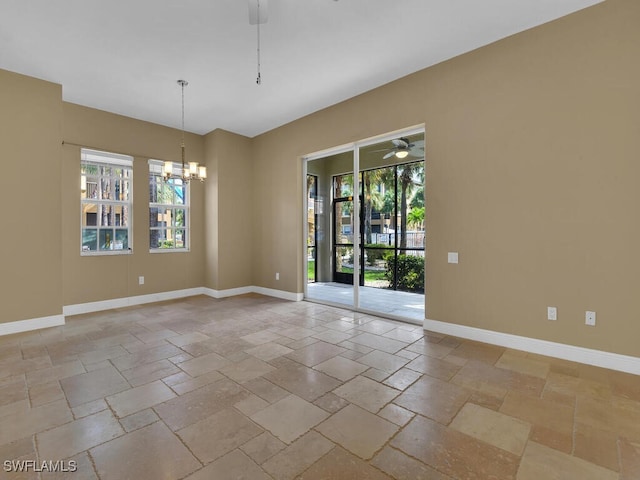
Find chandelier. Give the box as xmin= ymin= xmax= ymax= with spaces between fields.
xmin=163 ymin=80 xmax=207 ymax=182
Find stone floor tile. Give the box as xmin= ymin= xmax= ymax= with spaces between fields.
xmin=40 ymin=452 xmax=98 ymax=480
xmin=362 ymin=367 xmax=391 ymax=382
xmin=383 ymin=367 xmax=422 ymax=391
xmin=241 ymin=330 xmax=285 ymax=345
xmin=178 ymin=407 xmax=263 ymax=463
xmin=241 ymin=377 xmax=290 ymax=403
xmin=405 ymin=340 xmax=454 ymax=359
xmin=176 ymin=351 xmax=230 ymax=377
xmin=119 ymin=408 xmax=159 ymax=432
xmin=120 ymin=358 xmax=180 ymax=387
xmin=455 ymin=360 xmax=545 ymax=397
xmin=315 ymin=404 xmax=398 ymax=460
xmin=573 ymin=421 xmax=619 ymax=471
xmin=0 ymin=399 xmax=72 ymax=446
xmin=245 ymin=342 xmax=294 ymax=362
xmin=517 ymin=441 xmax=617 ymax=480
xmin=334 ymin=375 xmax=399 ymax=413
xmin=170 ymin=370 xmax=224 ymax=395
xmin=184 ymin=449 xmax=271 ymax=480
xmin=59 ymin=365 xmax=129 ymax=407
xmin=451 ymin=341 xmax=505 ymax=364
xmin=262 ymin=431 xmax=334 ymax=480
xmin=500 ymin=391 xmax=574 ymax=453
xmin=250 ymin=394 xmax=329 ymax=443
xmin=313 ymin=392 xmax=350 ymax=413
xmin=450 ymin=402 xmax=531 ymax=455
xmin=313 ymin=355 xmax=369 ymax=381
xmin=392 ymin=415 xmax=519 ymax=480
xmin=25 ymin=360 xmax=85 ymax=386
xmin=36 ymin=409 xmax=123 ymax=461
xmin=299 ymin=446 xmax=393 ymax=479
xmin=154 ymin=378 xmax=250 ymax=430
xmin=285 ymin=341 xmax=346 ymax=368
xmin=405 ymin=354 xmax=462 ymax=381
xmin=166 ymin=332 xmax=209 ymax=347
xmin=91 ymin=421 xmax=200 ymax=480
xmin=111 ymin=343 xmax=182 ymax=370
xmin=234 ymin=393 xmax=270 ymax=416
xmin=0 ymin=381 xmax=27 ymax=407
xmin=219 ymin=356 xmax=276 ymax=383
xmin=356 ymin=350 xmax=410 ymax=374
xmin=394 ymin=374 xmax=470 ymax=424
xmin=263 ymin=362 xmax=341 ymax=402
xmin=377 ymin=403 xmax=414 ymax=426
xmin=240 ymin=431 xmax=287 ymax=465
xmin=619 ymin=437 xmax=640 ymax=480
xmin=106 ymin=379 xmax=175 ymax=418
xmin=495 ymin=351 xmax=550 ymax=379
xmin=371 ymin=446 xmax=452 ymax=480
xmin=311 ymin=330 xmax=354 ymax=344
xmin=28 ymin=380 xmax=64 ymax=407
xmin=71 ymin=398 xmax=107 ymax=419
xmin=347 ymin=333 xmax=407 ymax=354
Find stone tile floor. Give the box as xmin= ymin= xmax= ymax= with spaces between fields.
xmin=0 ymin=294 xmax=639 ymax=479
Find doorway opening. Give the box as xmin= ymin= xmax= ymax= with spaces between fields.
xmin=304 ymin=128 xmax=425 ymax=323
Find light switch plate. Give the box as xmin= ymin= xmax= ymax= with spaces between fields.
xmin=448 ymin=252 xmax=459 ymax=264
xmin=547 ymin=306 xmax=557 ymax=321
xmin=585 ymin=311 xmax=596 ymax=326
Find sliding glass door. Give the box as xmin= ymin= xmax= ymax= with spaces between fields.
xmin=304 ymin=129 xmax=425 ymax=321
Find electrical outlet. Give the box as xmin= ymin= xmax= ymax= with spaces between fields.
xmin=585 ymin=311 xmax=596 ymax=326
xmin=448 ymin=252 xmax=458 ymax=264
xmin=547 ymin=306 xmax=557 ymax=321
xmin=275 ymin=272 xmax=280 ymax=281
xmin=138 ymin=276 xmax=144 ymax=285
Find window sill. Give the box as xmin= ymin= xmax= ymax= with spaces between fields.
xmin=81 ymin=249 xmax=133 ymax=257
xmin=149 ymin=248 xmax=191 ymax=254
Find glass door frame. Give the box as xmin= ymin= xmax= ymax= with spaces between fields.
xmin=302 ymin=125 xmax=425 ymax=318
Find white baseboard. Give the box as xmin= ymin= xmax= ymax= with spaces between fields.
xmin=251 ymin=287 xmax=304 ymax=302
xmin=63 ymin=288 xmax=206 ymax=316
xmin=203 ymin=286 xmax=303 ymax=302
xmin=423 ymin=318 xmax=640 ymax=375
xmin=202 ymin=286 xmax=254 ymax=299
xmin=0 ymin=314 xmax=65 ymax=336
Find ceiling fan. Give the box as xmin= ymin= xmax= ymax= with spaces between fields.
xmin=379 ymin=137 xmax=425 ymax=160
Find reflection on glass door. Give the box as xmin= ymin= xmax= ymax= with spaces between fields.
xmin=307 ymin=174 xmax=317 ymax=283
xmin=333 ymin=197 xmax=355 ymax=285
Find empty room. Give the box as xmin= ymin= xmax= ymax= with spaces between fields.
xmin=1 ymin=0 xmax=639 ymax=479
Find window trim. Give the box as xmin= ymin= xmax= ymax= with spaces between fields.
xmin=148 ymin=159 xmax=191 ymax=253
xmin=80 ymin=148 xmax=133 ymax=256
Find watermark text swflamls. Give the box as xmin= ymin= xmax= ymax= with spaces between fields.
xmin=3 ymin=460 xmax=78 ymax=473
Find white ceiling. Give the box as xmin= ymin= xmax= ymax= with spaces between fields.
xmin=0 ymin=0 xmax=603 ymax=137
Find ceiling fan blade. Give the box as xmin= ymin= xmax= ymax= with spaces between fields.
xmin=391 ymin=138 xmax=408 ymax=148
xmin=409 ymin=146 xmax=425 ymax=157
xmin=411 ymin=140 xmax=425 ymax=149
xmin=383 ymin=151 xmax=396 ymax=160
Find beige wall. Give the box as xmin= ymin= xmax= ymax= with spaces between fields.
xmin=251 ymin=0 xmax=640 ymax=356
xmin=0 ymin=70 xmax=62 ymax=323
xmin=61 ymin=104 xmax=206 ymax=306
xmin=204 ymin=129 xmax=253 ymax=291
xmin=1 ymin=0 xmax=638 ymax=359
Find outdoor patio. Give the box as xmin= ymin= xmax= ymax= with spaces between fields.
xmin=306 ymin=283 xmax=424 ymax=323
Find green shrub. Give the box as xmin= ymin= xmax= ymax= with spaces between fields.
xmin=385 ymin=254 xmax=424 ymax=292
xmin=364 ymin=244 xmax=390 ymax=265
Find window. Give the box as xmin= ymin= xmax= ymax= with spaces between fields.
xmin=81 ymin=149 xmax=133 ymax=254
xmin=149 ymin=160 xmax=189 ymax=251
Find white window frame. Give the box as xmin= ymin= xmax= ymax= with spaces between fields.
xmin=80 ymin=148 xmax=134 ymax=256
xmin=149 ymin=160 xmax=190 ymax=253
